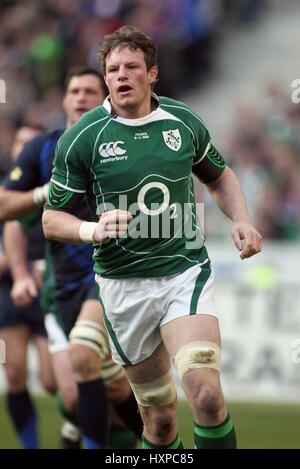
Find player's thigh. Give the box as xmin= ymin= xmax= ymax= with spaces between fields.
xmin=0 ymin=324 xmax=31 ymax=386
xmin=0 ymin=324 xmax=31 ymax=365
xmin=77 ymin=298 xmax=104 ymax=326
xmin=124 ymin=342 xmax=170 ymax=384
xmin=160 ymin=314 xmax=221 ymax=358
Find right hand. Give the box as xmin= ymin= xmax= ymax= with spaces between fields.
xmin=11 ymin=276 xmax=38 ymax=307
xmin=93 ymin=209 xmax=133 ymax=244
xmin=33 ymin=183 xmax=49 ymax=206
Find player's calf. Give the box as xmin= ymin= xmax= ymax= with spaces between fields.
xmin=69 ymin=319 xmax=110 ymax=448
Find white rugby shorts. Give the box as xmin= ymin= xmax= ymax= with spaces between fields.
xmin=95 ymin=261 xmax=218 ymax=366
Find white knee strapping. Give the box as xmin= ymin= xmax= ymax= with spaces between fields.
xmin=129 ymin=370 xmax=177 ymax=407
xmin=69 ymin=320 xmax=109 ymax=359
xmin=101 ymin=357 xmax=125 ymax=383
xmin=174 ymin=340 xmax=220 ymax=380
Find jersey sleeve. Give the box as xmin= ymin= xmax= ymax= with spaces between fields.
xmin=44 ymin=180 xmax=85 ymax=213
xmin=50 ymin=127 xmax=91 ymax=194
xmin=188 ymin=109 xmax=226 ymax=184
xmin=3 ymin=137 xmax=44 ymax=190
xmin=192 ymin=144 xmax=226 ymax=184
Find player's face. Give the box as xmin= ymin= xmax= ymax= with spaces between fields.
xmin=104 ymin=46 xmax=158 ymax=119
xmin=63 ymin=74 xmax=105 ymax=125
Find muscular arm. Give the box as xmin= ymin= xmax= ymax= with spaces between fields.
xmin=0 ymin=186 xmax=45 ymax=221
xmin=3 ymin=221 xmax=38 ymax=305
xmin=42 ymin=209 xmax=83 ymax=243
xmin=3 ymin=221 xmax=30 ymax=280
xmin=206 ymin=167 xmax=262 ymax=259
xmin=43 ymin=208 xmax=133 ymax=244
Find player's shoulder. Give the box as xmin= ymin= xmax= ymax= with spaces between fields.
xmin=22 ymin=129 xmax=64 ymax=154
xmin=158 ymin=96 xmax=207 ymax=130
xmin=59 ymin=106 xmax=108 ymax=145
xmin=77 ymin=105 xmax=109 ymax=128
xmin=45 ymin=129 xmax=65 ymax=142
xmin=158 ymin=95 xmax=190 ymax=110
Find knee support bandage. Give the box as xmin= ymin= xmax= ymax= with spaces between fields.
xmin=129 ymin=370 xmax=177 ymax=407
xmin=69 ymin=320 xmax=109 ymax=359
xmin=101 ymin=357 xmax=125 ymax=383
xmin=174 ymin=340 xmax=220 ymax=380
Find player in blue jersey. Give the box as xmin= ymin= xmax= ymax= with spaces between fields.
xmin=0 ymin=68 xmax=142 ymax=448
xmin=43 ymin=26 xmax=262 ymax=449
xmin=0 ymin=125 xmax=56 ymax=449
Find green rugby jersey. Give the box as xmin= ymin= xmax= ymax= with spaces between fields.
xmin=49 ymin=95 xmax=226 ymax=278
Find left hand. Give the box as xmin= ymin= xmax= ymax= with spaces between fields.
xmin=231 ymin=221 xmax=262 ymax=259
xmin=11 ymin=276 xmax=38 ymax=307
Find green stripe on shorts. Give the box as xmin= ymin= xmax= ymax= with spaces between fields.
xmin=190 ymin=262 xmax=211 ymax=315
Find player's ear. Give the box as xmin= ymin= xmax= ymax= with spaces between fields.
xmin=148 ymin=66 xmax=158 ymax=86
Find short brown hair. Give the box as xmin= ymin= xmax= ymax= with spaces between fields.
xmin=98 ymin=25 xmax=157 ymax=75
xmin=64 ymin=66 xmax=107 ymax=94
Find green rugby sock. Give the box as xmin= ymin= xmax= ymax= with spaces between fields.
xmin=194 ymin=413 xmax=237 ymax=449
xmin=142 ymin=434 xmax=183 ymax=449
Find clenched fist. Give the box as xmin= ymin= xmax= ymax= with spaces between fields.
xmin=93 ymin=209 xmax=133 ymax=244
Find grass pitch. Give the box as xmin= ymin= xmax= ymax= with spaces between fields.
xmin=0 ymin=395 xmax=299 ymax=448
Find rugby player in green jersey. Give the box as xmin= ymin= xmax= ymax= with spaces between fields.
xmin=1 ymin=68 xmax=143 ymax=449
xmin=43 ymin=26 xmax=262 ymax=449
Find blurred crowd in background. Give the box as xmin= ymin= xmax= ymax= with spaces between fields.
xmin=203 ymin=83 xmax=300 ymax=241
xmin=2 ymin=0 xmax=298 ymax=241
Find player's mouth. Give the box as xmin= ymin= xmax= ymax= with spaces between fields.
xmin=75 ymin=107 xmax=88 ymax=114
xmin=117 ymin=85 xmax=132 ymax=95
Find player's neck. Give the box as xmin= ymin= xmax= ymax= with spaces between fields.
xmin=109 ymin=97 xmax=157 ymax=120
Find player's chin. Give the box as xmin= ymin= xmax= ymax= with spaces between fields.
xmin=116 ymin=93 xmax=135 ymax=104
xmin=74 ymin=110 xmax=86 ymax=119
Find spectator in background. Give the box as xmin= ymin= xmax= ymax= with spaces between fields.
xmin=226 ymin=85 xmax=300 ymax=241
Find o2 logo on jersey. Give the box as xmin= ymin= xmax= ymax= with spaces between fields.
xmin=99 ymin=141 xmax=126 ymax=158
xmin=137 ymin=182 xmax=177 ymax=219
xmin=162 ymin=129 xmax=182 ymax=152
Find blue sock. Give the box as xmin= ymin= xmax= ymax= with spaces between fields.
xmin=6 ymin=390 xmax=39 ymax=448
xmin=77 ymin=379 xmax=109 ymax=449
xmin=82 ymin=435 xmax=103 ymax=449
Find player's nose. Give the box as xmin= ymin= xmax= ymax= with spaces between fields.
xmin=117 ymin=65 xmax=128 ymax=80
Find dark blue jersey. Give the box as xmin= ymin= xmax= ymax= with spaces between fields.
xmin=3 ymin=130 xmax=94 ymax=293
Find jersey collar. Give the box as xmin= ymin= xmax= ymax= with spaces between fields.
xmin=102 ymin=93 xmax=160 ymax=126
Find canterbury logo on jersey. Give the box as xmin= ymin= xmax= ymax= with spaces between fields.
xmin=99 ymin=141 xmax=126 ymax=157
